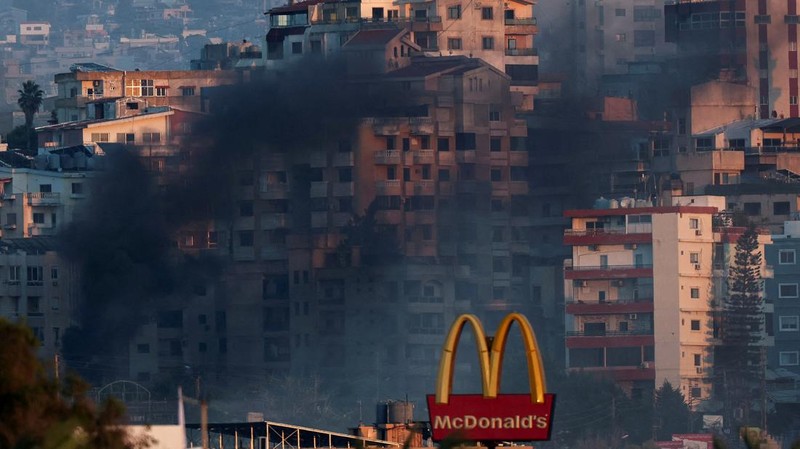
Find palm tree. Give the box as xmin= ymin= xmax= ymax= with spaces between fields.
xmin=17 ymin=80 xmax=44 ymax=152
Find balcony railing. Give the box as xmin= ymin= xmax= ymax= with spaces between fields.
xmin=28 ymin=192 xmax=61 ymax=206
xmin=567 ymin=329 xmax=653 ymax=337
xmin=505 ymin=17 xmax=537 ymax=25
xmin=566 ymin=264 xmax=653 ymax=271
xmin=564 ymin=227 xmax=652 ymax=236
xmin=566 ymin=297 xmax=653 ymax=305
xmin=505 ymin=48 xmax=537 ymax=56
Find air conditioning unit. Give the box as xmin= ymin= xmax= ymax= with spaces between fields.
xmin=93 ymin=80 xmax=102 ymax=87
xmin=695 ymin=230 xmax=703 ymax=236
xmin=696 ymin=367 xmax=704 ymax=374
xmin=631 ymin=243 xmax=638 ymax=249
xmin=641 ymin=361 xmax=651 ymax=369
xmin=628 ymin=313 xmax=638 ymax=320
xmin=614 ymin=280 xmax=624 ymax=287
xmin=588 ymin=244 xmax=598 ymax=251
xmin=694 ymin=264 xmax=701 ymax=270
xmin=580 ymin=280 xmax=589 ymax=287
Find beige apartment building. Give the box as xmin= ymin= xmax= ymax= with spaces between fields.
xmin=125 ymin=53 xmax=537 ymax=398
xmin=53 ymin=63 xmax=239 ymax=123
xmin=563 ymin=195 xmax=772 ymax=404
xmin=0 ymin=237 xmax=80 ymax=363
xmin=264 ymin=0 xmax=538 ymax=109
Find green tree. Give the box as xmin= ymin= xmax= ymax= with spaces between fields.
xmin=653 ymin=380 xmax=691 ymax=440
xmin=715 ymin=226 xmax=765 ymax=426
xmin=0 ymin=319 xmax=146 ymax=449
xmin=17 ymin=80 xmax=44 ymax=153
xmin=3 ymin=125 xmax=35 ymax=150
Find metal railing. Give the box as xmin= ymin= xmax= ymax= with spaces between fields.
xmin=505 ymin=18 xmax=537 ymax=25
xmin=567 ymin=329 xmax=653 ymax=337
xmin=566 ymin=264 xmax=653 ymax=271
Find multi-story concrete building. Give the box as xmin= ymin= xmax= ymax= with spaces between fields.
xmin=572 ymin=0 xmax=675 ymax=95
xmin=19 ymin=21 xmax=50 ymax=46
xmin=665 ymin=0 xmax=800 ymax=119
xmin=53 ymin=63 xmax=240 ymax=123
xmin=128 ymin=53 xmax=537 ymax=400
xmin=0 ymin=238 xmax=80 ymax=362
xmin=264 ymin=0 xmax=539 ymax=109
xmin=766 ymin=221 xmax=800 ymax=377
xmin=563 ymin=195 xmax=772 ymax=404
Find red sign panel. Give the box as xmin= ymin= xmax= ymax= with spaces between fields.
xmin=427 ymin=393 xmax=556 ymax=442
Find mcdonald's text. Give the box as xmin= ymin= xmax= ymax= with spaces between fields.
xmin=426 ymin=393 xmax=556 ymax=441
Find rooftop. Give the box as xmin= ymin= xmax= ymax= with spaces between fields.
xmin=69 ymin=62 xmax=120 ymax=73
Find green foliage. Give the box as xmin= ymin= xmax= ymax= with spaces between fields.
xmin=3 ymin=125 xmax=35 ymax=150
xmin=715 ymin=226 xmax=764 ymax=423
xmin=653 ymin=380 xmax=691 ymax=441
xmin=0 ymin=319 xmax=146 ymax=449
xmin=16 ymin=80 xmax=44 ymax=153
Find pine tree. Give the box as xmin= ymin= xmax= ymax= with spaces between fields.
xmin=715 ymin=226 xmax=764 ymax=425
xmin=653 ymin=380 xmax=691 ymax=440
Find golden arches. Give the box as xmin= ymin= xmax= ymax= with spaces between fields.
xmin=434 ymin=313 xmax=548 ymax=405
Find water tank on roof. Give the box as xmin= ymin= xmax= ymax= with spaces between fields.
xmin=47 ymin=154 xmax=60 ymax=170
xmin=609 ymin=199 xmax=619 ymax=209
xmin=60 ymin=154 xmax=75 ymax=170
xmin=619 ymin=197 xmax=634 ymax=208
xmin=34 ymin=155 xmax=47 ymax=170
xmin=594 ymin=196 xmax=610 ymax=209
xmin=74 ymin=152 xmax=87 ymax=169
xmin=635 ymin=199 xmax=651 ymax=208
xmin=376 ymin=400 xmax=414 ymax=424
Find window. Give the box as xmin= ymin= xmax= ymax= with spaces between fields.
xmin=142 ymin=132 xmax=161 ymax=143
xmin=690 ymin=253 xmax=700 ymax=264
xmin=238 ymin=231 xmax=254 ymax=247
xmin=419 ymin=135 xmax=430 ymax=150
xmin=779 ymin=316 xmax=799 ymax=331
xmin=615 ymin=33 xmax=626 ymax=42
xmin=155 ymin=86 xmax=167 ymax=97
xmin=490 ymin=137 xmax=501 ymax=152
xmin=386 ymin=136 xmax=396 ymax=150
xmin=690 ymin=320 xmax=701 ymax=331
xmin=455 ymin=133 xmax=476 ymax=150
xmin=51 ymin=266 xmax=58 ymax=281
xmin=774 ymin=201 xmax=791 ymax=215
xmin=9 ymin=266 xmax=19 ymax=283
xmin=481 ymin=7 xmax=493 ymax=19
xmin=438 ymin=169 xmax=450 ymax=181
xmin=615 ymin=8 xmax=625 ymax=16
xmin=438 ymin=138 xmax=450 ymax=151
xmin=689 ymin=218 xmax=699 ymax=229
xmin=489 ymin=110 xmax=501 ymax=121
xmin=491 ymin=168 xmax=503 ymax=181
xmin=387 ymin=166 xmax=397 ymax=180
xmin=239 ymin=201 xmax=253 ymax=217
xmin=91 ymin=133 xmax=109 ymax=142
xmin=693 ymin=353 xmax=701 ymax=366
xmin=792 ymin=96 xmax=799 ymax=106
xmin=779 ymin=283 xmax=799 ymax=298
xmin=125 ymin=79 xmax=154 ymax=97
xmin=690 ymin=288 xmax=700 ymax=299
xmin=181 ymin=86 xmax=196 ymax=96
xmin=39 ymin=184 xmax=52 ymax=193
xmin=743 ymin=202 xmax=762 ymax=216
xmin=780 ymin=249 xmax=796 ymax=265
xmin=447 ymin=38 xmax=462 ymax=50
xmin=633 ymin=6 xmax=660 ymax=22
xmin=448 ymin=4 xmax=461 ymax=19
xmin=402 ymin=138 xmax=410 ymax=152
xmin=482 ymin=36 xmax=494 ymax=50
xmin=690 ymin=387 xmax=702 ymax=398
xmin=32 ymin=213 xmax=45 ymax=224
xmin=117 ymin=133 xmax=135 ymax=143
xmin=71 ymin=183 xmax=84 ymax=195
xmin=634 ymin=30 xmax=655 ymax=47
xmin=780 ymin=351 xmax=799 ymax=366
xmin=27 ymin=266 xmax=43 ymax=285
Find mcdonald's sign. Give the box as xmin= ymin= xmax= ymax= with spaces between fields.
xmin=426 ymin=313 xmax=556 ymax=442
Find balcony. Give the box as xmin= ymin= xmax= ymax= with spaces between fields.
xmin=400 ymin=16 xmax=443 ymax=33
xmin=564 ymin=264 xmax=653 ymax=280
xmin=27 ymin=192 xmax=61 ymax=206
xmin=375 ymin=150 xmax=401 ymax=164
xmin=566 ymin=298 xmax=654 ymax=315
xmin=566 ymin=329 xmax=654 ymax=348
xmin=505 ymin=48 xmax=538 ymax=57
xmin=413 ymin=150 xmax=435 ymax=164
xmin=563 ymin=228 xmax=653 ymax=246
xmin=261 ymin=213 xmax=290 ymax=230
xmin=411 ymin=180 xmax=435 ymax=195
xmin=310 ymin=181 xmax=329 ymax=197
xmin=261 ymin=247 xmax=288 ymax=261
xmin=332 ymin=182 xmax=354 ymax=196
xmin=332 ymin=152 xmax=354 ymax=167
xmin=509 ymin=181 xmax=528 ymax=195
xmin=260 ymin=183 xmax=289 ymax=199
xmin=504 ymin=18 xmax=538 ymax=35
xmin=410 ymin=117 xmax=435 ymax=134
xmin=438 ymin=152 xmax=455 ymax=165
xmin=376 ymin=180 xmax=401 ymax=195
xmin=568 ymin=366 xmax=656 ymax=382
xmin=455 ymin=150 xmax=476 ymax=163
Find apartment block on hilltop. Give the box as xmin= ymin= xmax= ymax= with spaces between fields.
xmin=53 ymin=63 xmax=240 ymax=123
xmin=666 ymin=0 xmax=800 ymax=119
xmin=264 ymin=0 xmax=538 ymax=109
xmin=563 ymin=195 xmax=772 ymax=405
